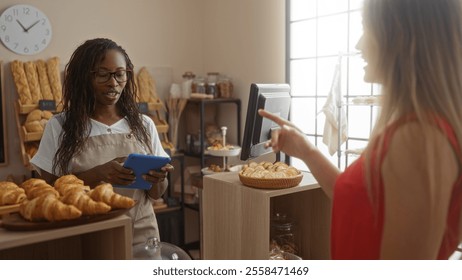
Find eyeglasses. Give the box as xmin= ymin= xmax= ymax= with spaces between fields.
xmin=92 ymin=69 xmax=130 ymax=84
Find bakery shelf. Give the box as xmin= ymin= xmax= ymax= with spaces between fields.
xmin=21 ymin=126 xmax=43 ymax=142
xmin=147 ymin=101 xmax=163 ymax=111
xmin=17 ymin=99 xmax=63 ymax=114
xmin=14 ymin=102 xmax=36 ymax=170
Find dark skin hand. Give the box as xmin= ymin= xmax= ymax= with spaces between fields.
xmin=37 ymin=157 xmax=174 ymax=192
xmin=142 ymin=164 xmax=175 ymax=185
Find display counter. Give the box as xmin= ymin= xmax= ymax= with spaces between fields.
xmin=201 ymin=171 xmax=331 ymax=260
xmin=0 ymin=214 xmax=132 ymax=259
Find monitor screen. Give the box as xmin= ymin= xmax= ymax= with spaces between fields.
xmin=240 ymin=83 xmax=291 ymax=161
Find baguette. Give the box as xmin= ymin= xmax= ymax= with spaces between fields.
xmin=35 ymin=59 xmax=54 ymax=100
xmin=46 ymin=57 xmax=62 ymax=104
xmin=24 ymin=61 xmax=43 ymax=103
xmin=137 ymin=67 xmax=158 ymax=103
xmin=11 ymin=60 xmax=33 ymax=105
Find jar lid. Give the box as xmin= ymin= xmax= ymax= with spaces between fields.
xmin=271 ymin=213 xmax=294 ymax=229
xmin=182 ymin=71 xmax=196 ymax=79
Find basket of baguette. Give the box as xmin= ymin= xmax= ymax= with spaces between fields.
xmin=238 ymin=161 xmax=303 ymax=189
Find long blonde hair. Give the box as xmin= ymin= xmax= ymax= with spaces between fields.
xmin=363 ymin=0 xmax=462 ymax=211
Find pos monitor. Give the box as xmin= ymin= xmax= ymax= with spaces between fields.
xmin=240 ymin=83 xmax=291 ymax=161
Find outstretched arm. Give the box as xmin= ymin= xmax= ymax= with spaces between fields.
xmin=258 ymin=109 xmax=340 ymax=199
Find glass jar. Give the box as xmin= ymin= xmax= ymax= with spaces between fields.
xmin=270 ymin=213 xmax=300 ymax=256
xmin=206 ymin=72 xmax=219 ymax=98
xmin=182 ymin=71 xmax=195 ymax=98
xmin=217 ymin=76 xmax=233 ymax=98
xmin=192 ymin=77 xmax=206 ymax=94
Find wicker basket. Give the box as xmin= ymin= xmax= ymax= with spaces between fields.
xmin=238 ymin=172 xmax=303 ymax=189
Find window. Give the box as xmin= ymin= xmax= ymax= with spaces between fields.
xmin=287 ymin=0 xmax=379 ymax=171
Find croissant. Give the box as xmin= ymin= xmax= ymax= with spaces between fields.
xmin=60 ymin=191 xmax=111 ymax=215
xmin=0 ymin=181 xmax=26 ymax=206
xmin=54 ymin=175 xmax=90 ymax=196
xmin=20 ymin=178 xmax=59 ymax=199
xmin=19 ymin=194 xmax=82 ymax=222
xmin=88 ymin=183 xmax=135 ymax=209
xmin=21 ymin=178 xmax=47 ymax=192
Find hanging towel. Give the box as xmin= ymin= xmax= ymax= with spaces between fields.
xmin=321 ymin=60 xmax=348 ymax=156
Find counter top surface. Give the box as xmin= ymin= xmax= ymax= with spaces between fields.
xmin=205 ymin=171 xmax=320 ymax=196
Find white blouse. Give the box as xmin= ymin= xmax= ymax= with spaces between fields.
xmin=30 ymin=113 xmax=168 ymax=175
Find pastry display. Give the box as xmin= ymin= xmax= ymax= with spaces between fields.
xmin=0 ymin=175 xmax=135 ymax=223
xmin=206 ymin=142 xmax=241 ymax=157
xmin=0 ymin=181 xmax=26 ymax=206
xmin=24 ymin=109 xmax=53 ymax=133
xmin=239 ymin=161 xmax=303 ymax=189
xmin=207 ymin=142 xmax=236 ymax=151
xmin=240 ymin=161 xmax=300 ymax=179
xmin=11 ymin=57 xmax=63 ymax=106
xmin=207 ymin=164 xmax=223 ymax=173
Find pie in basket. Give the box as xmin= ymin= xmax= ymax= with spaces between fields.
xmin=240 ymin=161 xmax=300 ymax=179
xmin=238 ymin=161 xmax=303 ymax=189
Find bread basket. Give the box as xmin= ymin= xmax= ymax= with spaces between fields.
xmin=238 ymin=172 xmax=303 ymax=189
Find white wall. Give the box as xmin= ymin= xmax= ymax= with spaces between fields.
xmin=203 ymin=0 xmax=285 ymax=154
xmin=0 ymin=0 xmax=285 ymax=178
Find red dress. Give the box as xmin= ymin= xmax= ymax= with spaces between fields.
xmin=331 ymin=117 xmax=462 ymax=259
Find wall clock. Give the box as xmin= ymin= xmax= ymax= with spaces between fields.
xmin=0 ymin=4 xmax=52 ymax=55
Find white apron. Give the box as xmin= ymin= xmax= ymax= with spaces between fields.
xmin=69 ymin=133 xmax=159 ymax=258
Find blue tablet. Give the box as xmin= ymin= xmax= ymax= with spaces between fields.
xmin=117 ymin=154 xmax=171 ymax=190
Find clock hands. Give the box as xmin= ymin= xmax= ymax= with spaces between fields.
xmin=25 ymin=20 xmax=40 ymax=32
xmin=16 ymin=19 xmax=41 ymax=33
xmin=16 ymin=20 xmax=28 ymax=32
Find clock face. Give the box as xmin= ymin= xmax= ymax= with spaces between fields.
xmin=0 ymin=4 xmax=52 ymax=55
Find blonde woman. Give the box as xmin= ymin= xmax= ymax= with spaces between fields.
xmin=260 ymin=0 xmax=462 ymax=259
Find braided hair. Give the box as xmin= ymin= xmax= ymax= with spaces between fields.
xmin=53 ymin=38 xmax=152 ymax=174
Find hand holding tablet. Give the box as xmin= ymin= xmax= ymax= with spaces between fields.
xmin=118 ymin=154 xmax=172 ymax=190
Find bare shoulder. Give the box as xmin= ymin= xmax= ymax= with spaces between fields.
xmin=383 ymin=121 xmax=458 ymax=181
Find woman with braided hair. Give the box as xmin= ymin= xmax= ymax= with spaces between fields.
xmin=31 ymin=38 xmax=173 ymax=258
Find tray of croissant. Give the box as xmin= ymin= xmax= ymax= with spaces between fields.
xmin=206 ymin=143 xmax=241 ymax=157
xmin=238 ymin=161 xmax=303 ymax=189
xmin=0 ymin=176 xmax=136 ymax=231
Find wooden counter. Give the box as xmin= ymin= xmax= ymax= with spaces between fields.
xmin=0 ymin=215 xmax=132 ymax=259
xmin=201 ymin=171 xmax=331 ymax=260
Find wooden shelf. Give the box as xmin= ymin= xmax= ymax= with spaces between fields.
xmin=17 ymin=99 xmax=63 ymax=114
xmin=14 ymin=102 xmax=34 ymax=169
xmin=20 ymin=125 xmax=43 ymax=142
xmin=0 ymin=215 xmax=132 ymax=259
xmin=201 ymin=171 xmax=331 ymax=260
